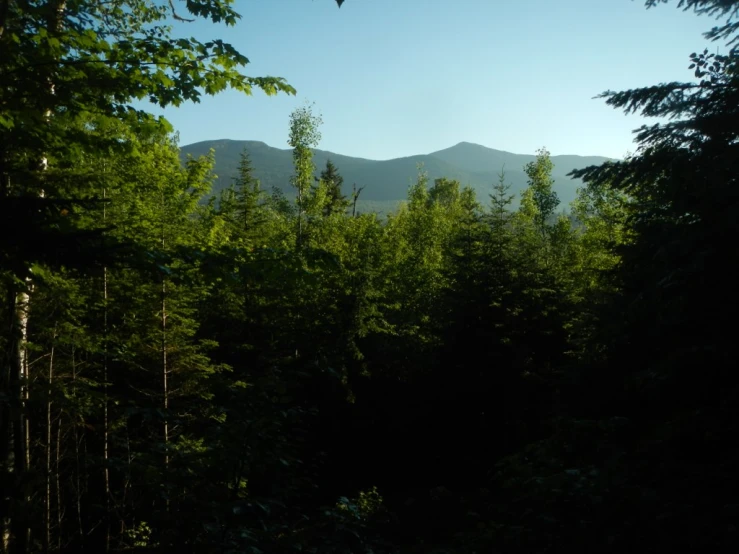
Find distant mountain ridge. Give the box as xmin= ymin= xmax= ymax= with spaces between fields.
xmin=179 ymin=139 xmax=613 ymax=210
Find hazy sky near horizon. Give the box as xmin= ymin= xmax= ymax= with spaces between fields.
xmin=148 ymin=0 xmax=722 ymax=159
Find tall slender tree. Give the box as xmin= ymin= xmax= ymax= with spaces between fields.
xmin=288 ymin=104 xmax=323 ymax=248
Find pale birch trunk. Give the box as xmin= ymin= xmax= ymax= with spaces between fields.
xmin=4 ymin=2 xmax=67 ymax=550
xmin=0 ymin=165 xmax=32 ymax=554
xmin=13 ymin=288 xmax=31 ymax=554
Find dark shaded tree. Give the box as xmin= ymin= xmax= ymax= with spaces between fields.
xmin=318 ymin=159 xmax=350 ymax=216
xmin=470 ymin=3 xmax=739 ymax=553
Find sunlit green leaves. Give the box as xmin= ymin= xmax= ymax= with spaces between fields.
xmin=0 ymin=0 xmax=301 ymax=169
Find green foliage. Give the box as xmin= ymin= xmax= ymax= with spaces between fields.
xmin=474 ymin=3 xmax=739 ymax=553
xmin=289 ymin=104 xmax=323 ymax=181
xmin=569 ymin=180 xmax=628 ymax=294
xmin=289 ymin=103 xmax=323 ymax=247
xmin=0 ymin=113 xmax=632 ymax=553
xmin=217 ymin=148 xmax=272 ymax=246
xmin=645 ymin=0 xmax=739 ymax=42
xmin=7 ymin=2 xmax=734 ymax=553
xmin=318 ymin=159 xmax=350 ymax=216
xmin=525 ymin=148 xmax=559 ymax=228
xmin=122 ymin=522 xmax=154 ymax=549
xmin=179 ymin=139 xmax=609 ymax=206
xmin=336 ymin=486 xmax=384 ymax=520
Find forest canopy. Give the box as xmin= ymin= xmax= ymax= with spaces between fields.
xmin=1 ymin=0 xmax=737 ymax=552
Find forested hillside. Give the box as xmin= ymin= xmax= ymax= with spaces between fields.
xmin=1 ymin=0 xmax=737 ymax=553
xmin=179 ymin=139 xmax=610 ymax=208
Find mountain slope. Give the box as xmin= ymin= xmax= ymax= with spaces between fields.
xmin=430 ymin=141 xmax=611 ymax=177
xmin=180 ymin=140 xmax=613 ymax=209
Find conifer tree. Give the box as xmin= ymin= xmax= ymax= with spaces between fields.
xmin=318 ymin=160 xmax=350 ymax=217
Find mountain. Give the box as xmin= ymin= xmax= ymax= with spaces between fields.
xmin=430 ymin=141 xmax=613 ymax=178
xmin=179 ymin=139 xmax=613 ymax=211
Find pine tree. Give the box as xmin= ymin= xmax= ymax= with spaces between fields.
xmin=217 ymin=148 xmax=271 ymax=249
xmin=475 ymin=3 xmax=739 ymax=553
xmin=318 ymin=160 xmax=350 ymax=217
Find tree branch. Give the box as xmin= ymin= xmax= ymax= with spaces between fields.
xmin=5 ymin=55 xmax=220 ymax=75
xmin=169 ymin=0 xmax=195 ymax=22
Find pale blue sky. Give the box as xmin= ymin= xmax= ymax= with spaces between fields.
xmin=149 ymin=0 xmax=721 ymax=159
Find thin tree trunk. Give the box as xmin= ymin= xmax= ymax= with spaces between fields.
xmin=351 ymin=184 xmax=364 ymax=218
xmin=75 ymin=429 xmax=83 ymax=547
xmin=160 ymin=194 xmax=170 ymax=510
xmin=55 ymin=417 xmax=62 ymax=553
xmin=102 ymin=184 xmax=111 ymax=553
xmin=161 ymin=277 xmax=170 ymax=517
xmin=71 ymin=348 xmax=83 ymax=549
xmin=45 ymin=331 xmax=57 ymax=553
xmin=296 ymin=192 xmax=303 ymax=248
xmin=0 ymin=152 xmax=12 ymax=554
xmin=122 ymin=424 xmax=131 ymax=536
xmin=12 ymin=288 xmax=31 ymax=554
xmin=162 ymin=281 xmax=169 ymax=473
xmin=6 ymin=3 xmax=68 ymax=551
xmin=2 ymin=287 xmax=15 ymax=554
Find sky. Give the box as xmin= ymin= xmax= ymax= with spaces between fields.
xmin=146 ymin=0 xmax=722 ymax=160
